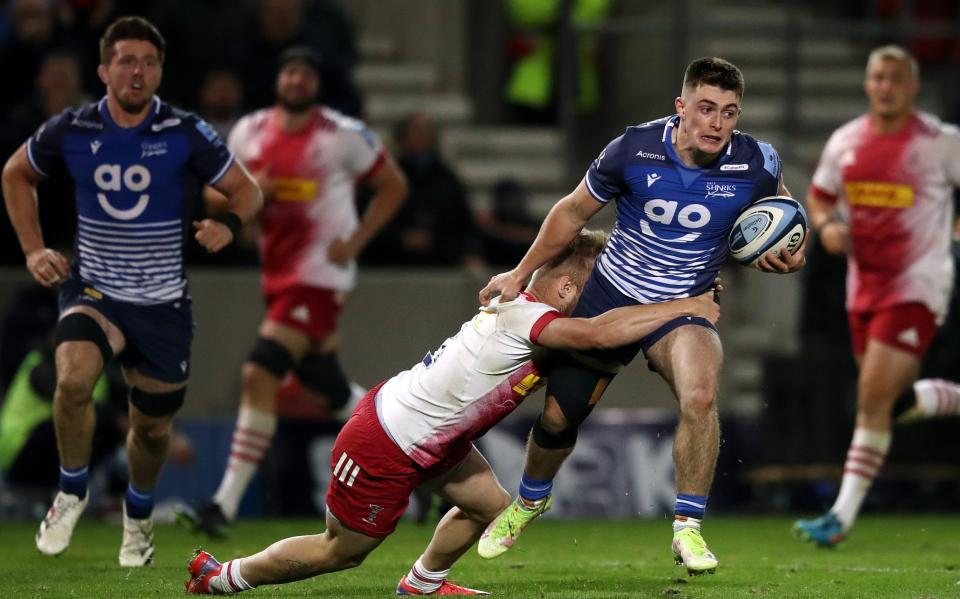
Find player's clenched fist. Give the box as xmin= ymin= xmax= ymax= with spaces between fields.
xmin=26 ymin=248 xmax=69 ymax=287
xmin=193 ymin=219 xmax=234 ymax=253
xmin=479 ymin=270 xmax=525 ymax=306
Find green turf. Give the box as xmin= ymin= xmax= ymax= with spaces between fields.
xmin=1 ymin=516 xmax=958 ymax=598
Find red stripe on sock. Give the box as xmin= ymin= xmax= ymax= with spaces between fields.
xmin=851 ymin=445 xmax=886 ymax=459
xmin=232 ymin=438 xmax=270 ymax=452
xmin=229 ymin=450 xmax=261 ymax=464
xmin=843 ymin=467 xmax=876 ymax=479
xmin=236 ymin=427 xmax=272 ymax=441
xmin=845 ymin=455 xmax=882 ymax=470
xmin=412 ymin=564 xmax=443 ymax=584
xmin=225 ymin=560 xmax=241 ymax=592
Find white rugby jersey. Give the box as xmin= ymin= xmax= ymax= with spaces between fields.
xmin=376 ymin=292 xmax=561 ymax=468
xmin=228 ymin=106 xmax=384 ymax=295
xmin=810 ymin=112 xmax=960 ymax=320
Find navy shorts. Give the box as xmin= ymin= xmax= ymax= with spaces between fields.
xmin=571 ymin=270 xmax=717 ymax=367
xmin=59 ymin=277 xmax=195 ymax=384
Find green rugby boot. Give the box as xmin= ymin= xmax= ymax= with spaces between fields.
xmin=672 ymin=527 xmax=719 ymax=575
xmin=477 ymin=495 xmax=552 ymax=559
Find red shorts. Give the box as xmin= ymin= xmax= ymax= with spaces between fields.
xmin=265 ymin=285 xmax=343 ymax=341
xmin=325 ymin=383 xmax=472 ymax=538
xmin=848 ymin=302 xmax=937 ymax=357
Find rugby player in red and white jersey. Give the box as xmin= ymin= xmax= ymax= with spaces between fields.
xmin=185 ymin=230 xmax=721 ymax=595
xmin=794 ymin=45 xmax=960 ymax=547
xmin=176 ymin=47 xmax=407 ymax=538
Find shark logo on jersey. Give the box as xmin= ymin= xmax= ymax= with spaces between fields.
xmin=705 ymin=182 xmax=736 ymax=199
xmin=646 ymin=173 xmax=662 ymax=187
xmin=94 ymin=163 xmax=151 ymax=220
xmin=90 ymin=140 xmax=102 ymax=155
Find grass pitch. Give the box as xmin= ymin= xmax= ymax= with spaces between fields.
xmin=0 ymin=515 xmax=957 ymax=598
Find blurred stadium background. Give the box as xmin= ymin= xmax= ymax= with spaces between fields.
xmin=0 ymin=0 xmax=959 ymax=553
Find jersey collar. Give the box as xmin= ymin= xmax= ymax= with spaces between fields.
xmin=98 ymin=95 xmax=161 ymax=133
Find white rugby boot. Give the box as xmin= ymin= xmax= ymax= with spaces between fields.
xmin=119 ymin=504 xmax=156 ymax=567
xmin=36 ymin=491 xmax=89 ymax=556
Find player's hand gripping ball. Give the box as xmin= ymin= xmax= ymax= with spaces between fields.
xmin=728 ymin=196 xmax=807 ymax=267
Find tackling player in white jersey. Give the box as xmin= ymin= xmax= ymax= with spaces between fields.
xmin=185 ymin=230 xmax=721 ymax=596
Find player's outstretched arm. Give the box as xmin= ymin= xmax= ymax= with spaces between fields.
xmin=328 ymin=152 xmax=407 ymax=265
xmin=479 ymin=180 xmax=604 ymax=306
xmin=536 ymin=290 xmax=720 ymax=351
xmin=194 ymin=161 xmax=263 ymax=253
xmin=1 ymin=144 xmax=69 ymax=286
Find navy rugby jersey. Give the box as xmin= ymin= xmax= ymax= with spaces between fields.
xmin=585 ymin=115 xmax=781 ymax=303
xmin=26 ymin=96 xmax=233 ymax=304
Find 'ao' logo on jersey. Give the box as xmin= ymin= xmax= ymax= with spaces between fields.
xmin=642 ymin=199 xmax=712 ymax=242
xmin=94 ymin=164 xmax=151 ymax=220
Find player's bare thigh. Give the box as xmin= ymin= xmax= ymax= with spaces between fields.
xmin=259 ymin=319 xmax=313 ymax=361
xmin=645 ymin=324 xmax=723 ymax=402
xmin=434 ymin=447 xmax=510 ymax=522
xmin=56 ymin=305 xmax=126 ymax=383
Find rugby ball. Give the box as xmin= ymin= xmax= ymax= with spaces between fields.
xmin=728 ymin=196 xmax=807 ymax=267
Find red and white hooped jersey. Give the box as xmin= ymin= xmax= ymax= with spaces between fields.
xmin=810 ymin=112 xmax=960 ymax=321
xmin=228 ymin=106 xmax=384 ymax=295
xmin=376 ymin=292 xmax=561 ymax=468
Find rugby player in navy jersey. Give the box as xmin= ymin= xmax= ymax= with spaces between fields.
xmin=477 ymin=57 xmax=806 ymax=574
xmin=1 ymin=16 xmax=262 ymax=566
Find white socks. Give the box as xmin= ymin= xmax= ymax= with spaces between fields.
xmin=208 ymin=558 xmax=254 ymax=593
xmin=214 ymin=406 xmax=277 ymax=521
xmin=831 ymin=427 xmax=891 ymax=530
xmin=404 ymin=557 xmax=450 ymax=594
xmin=914 ymin=379 xmax=960 ymax=416
xmin=673 ymin=516 xmax=702 ymax=533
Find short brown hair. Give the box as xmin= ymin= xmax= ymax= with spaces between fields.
xmin=99 ymin=16 xmax=165 ymax=65
xmin=538 ymin=229 xmax=608 ymax=288
xmin=682 ymin=57 xmax=745 ymax=98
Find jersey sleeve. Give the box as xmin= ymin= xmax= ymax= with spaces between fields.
xmin=187 ymin=116 xmax=235 ymax=185
xmin=25 ymin=111 xmax=71 ymax=178
xmin=810 ymin=129 xmax=845 ymax=202
xmin=501 ymin=300 xmax=563 ymax=346
xmin=940 ymin=124 xmax=960 ymax=188
xmin=584 ymin=132 xmax=630 ymax=204
xmin=753 ymin=140 xmax=783 ymax=200
xmin=340 ymin=119 xmax=384 ymax=179
xmin=226 ymin=115 xmax=255 ymax=164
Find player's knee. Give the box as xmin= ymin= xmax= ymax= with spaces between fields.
xmin=540 ymin=399 xmax=569 ymax=434
xmin=55 ymin=371 xmax=98 ymax=405
xmin=532 ymin=413 xmax=579 ymax=450
xmin=679 ymin=385 xmax=716 ymax=419
xmin=296 ymin=353 xmax=350 ymax=410
xmin=246 ymin=336 xmax=295 ymax=380
xmin=130 ymin=415 xmax=173 ymax=447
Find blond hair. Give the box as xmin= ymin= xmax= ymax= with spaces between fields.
xmin=867 ymin=45 xmax=919 ymax=79
xmin=535 ymin=229 xmax=609 ymax=288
